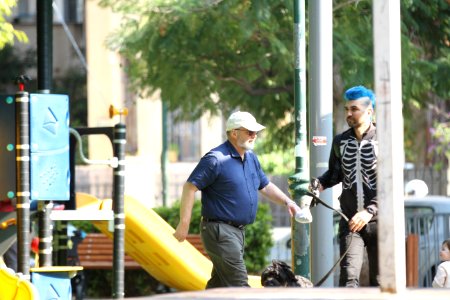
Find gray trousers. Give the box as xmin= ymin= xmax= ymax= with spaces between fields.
xmin=339 ymin=220 xmax=379 ymax=287
xmin=200 ymin=221 xmax=249 ymax=288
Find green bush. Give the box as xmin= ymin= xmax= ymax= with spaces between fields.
xmin=154 ymin=199 xmax=274 ymax=274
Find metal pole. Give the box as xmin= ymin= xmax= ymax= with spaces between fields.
xmin=161 ymin=102 xmax=168 ymax=207
xmin=112 ymin=122 xmax=126 ymax=298
xmin=37 ymin=0 xmax=52 ymax=93
xmin=36 ymin=0 xmax=53 ymax=267
xmin=289 ymin=0 xmax=310 ymax=278
xmin=373 ymin=0 xmax=406 ymax=292
xmin=15 ymin=90 xmax=31 ymax=278
xmin=37 ymin=201 xmax=53 ymax=267
xmin=309 ymin=0 xmax=334 ymax=286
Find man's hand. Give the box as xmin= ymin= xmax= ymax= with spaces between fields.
xmin=173 ymin=222 xmax=189 ymax=242
xmin=348 ymin=210 xmax=373 ymax=232
xmin=285 ymin=199 xmax=300 ymax=218
xmin=173 ymin=182 xmax=198 ymax=242
xmin=308 ymin=177 xmax=323 ymax=196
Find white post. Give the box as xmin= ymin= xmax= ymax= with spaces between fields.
xmin=373 ymin=0 xmax=406 ymax=293
xmin=309 ymin=0 xmax=334 ymax=287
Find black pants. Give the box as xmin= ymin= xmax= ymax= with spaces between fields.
xmin=200 ymin=221 xmax=249 ymax=288
xmin=339 ymin=220 xmax=379 ymax=287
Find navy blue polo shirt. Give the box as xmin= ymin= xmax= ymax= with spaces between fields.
xmin=187 ymin=141 xmax=269 ymax=225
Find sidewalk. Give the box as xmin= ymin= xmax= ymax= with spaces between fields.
xmin=123 ymin=287 xmax=450 ymax=300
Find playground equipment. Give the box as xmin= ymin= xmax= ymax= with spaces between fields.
xmin=78 ymin=193 xmax=262 ymax=290
xmin=1 ymin=257 xmax=38 ymax=300
xmin=0 ymin=76 xmax=264 ymax=299
xmin=0 ymin=64 xmax=130 ymax=295
xmin=0 ymin=81 xmax=93 ymax=299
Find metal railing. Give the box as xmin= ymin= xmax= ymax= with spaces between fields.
xmin=267 ymin=211 xmax=450 ymax=287
xmin=406 ymin=212 xmax=450 ymax=287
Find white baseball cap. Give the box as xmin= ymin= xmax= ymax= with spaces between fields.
xmin=226 ymin=111 xmax=266 ymax=132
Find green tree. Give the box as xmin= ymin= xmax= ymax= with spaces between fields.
xmin=0 ymin=0 xmax=28 ymax=49
xmin=99 ymin=0 xmax=449 ymax=163
xmin=333 ymin=0 xmax=449 ymax=163
xmin=100 ymin=0 xmax=295 ymax=152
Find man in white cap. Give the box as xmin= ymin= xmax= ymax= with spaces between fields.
xmin=174 ymin=111 xmax=300 ymax=288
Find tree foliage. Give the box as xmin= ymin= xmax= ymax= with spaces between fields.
xmin=398 ymin=0 xmax=449 ymax=164
xmin=100 ymin=0 xmax=295 ymax=151
xmin=0 ymin=0 xmax=28 ymax=49
xmin=99 ymin=0 xmax=449 ymax=163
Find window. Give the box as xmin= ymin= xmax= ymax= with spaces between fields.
xmin=64 ymin=0 xmax=84 ymax=24
xmin=168 ymin=111 xmax=201 ymax=162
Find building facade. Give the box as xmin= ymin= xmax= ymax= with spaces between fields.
xmin=10 ymin=0 xmax=224 ymax=207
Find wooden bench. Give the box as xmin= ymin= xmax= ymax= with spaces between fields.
xmin=74 ymin=233 xmax=140 ymax=269
xmin=185 ymin=234 xmax=209 ymax=258
xmin=73 ymin=233 xmax=208 ymax=270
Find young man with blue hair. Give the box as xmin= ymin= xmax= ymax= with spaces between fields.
xmin=311 ymin=85 xmax=379 ymax=287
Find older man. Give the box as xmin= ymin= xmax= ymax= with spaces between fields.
xmin=174 ymin=111 xmax=299 ymax=288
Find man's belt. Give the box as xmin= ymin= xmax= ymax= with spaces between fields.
xmin=201 ymin=217 xmax=245 ymax=230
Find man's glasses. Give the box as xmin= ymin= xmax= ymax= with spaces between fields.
xmin=235 ymin=128 xmax=257 ymax=137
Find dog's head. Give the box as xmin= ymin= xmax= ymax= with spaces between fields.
xmin=261 ymin=260 xmax=301 ymax=287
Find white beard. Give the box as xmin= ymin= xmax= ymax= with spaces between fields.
xmin=239 ymin=140 xmax=255 ymax=151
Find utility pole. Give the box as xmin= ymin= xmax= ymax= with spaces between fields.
xmin=309 ymin=0 xmax=334 ymax=286
xmin=373 ymin=0 xmax=406 ymax=292
xmin=289 ymin=0 xmax=310 ymax=278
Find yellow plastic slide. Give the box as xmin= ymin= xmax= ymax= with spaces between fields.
xmin=0 ymin=258 xmax=39 ymax=300
xmin=76 ymin=193 xmax=262 ymax=290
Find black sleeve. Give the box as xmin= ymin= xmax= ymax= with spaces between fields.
xmin=318 ymin=134 xmax=343 ymax=189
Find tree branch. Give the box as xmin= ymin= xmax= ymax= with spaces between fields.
xmin=217 ymin=75 xmax=291 ymax=96
xmin=333 ymin=0 xmax=365 ymax=12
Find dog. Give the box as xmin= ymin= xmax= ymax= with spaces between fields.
xmin=261 ymin=260 xmax=313 ymax=288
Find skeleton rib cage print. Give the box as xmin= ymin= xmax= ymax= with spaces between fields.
xmin=340 ymin=137 xmax=378 ymax=212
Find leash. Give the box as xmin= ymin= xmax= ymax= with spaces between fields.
xmin=304 ymin=191 xmax=354 ymax=287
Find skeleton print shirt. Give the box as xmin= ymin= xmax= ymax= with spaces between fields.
xmin=318 ymin=123 xmax=378 ymax=221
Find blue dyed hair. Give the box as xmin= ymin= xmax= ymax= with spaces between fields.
xmin=344 ymin=85 xmax=376 ymax=109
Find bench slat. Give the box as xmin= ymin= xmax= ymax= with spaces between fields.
xmin=72 ymin=233 xmax=208 ymax=270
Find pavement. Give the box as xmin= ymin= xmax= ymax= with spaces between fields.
xmin=115 ymin=287 xmax=450 ymax=300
